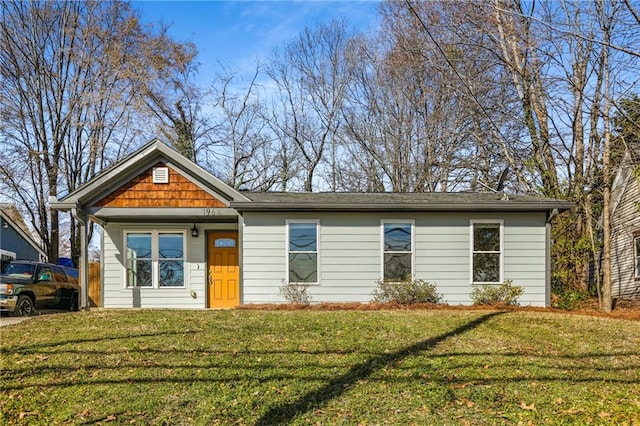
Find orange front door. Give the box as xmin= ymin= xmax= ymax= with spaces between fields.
xmin=207 ymin=231 xmax=240 ymax=308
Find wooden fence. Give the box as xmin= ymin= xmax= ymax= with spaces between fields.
xmin=80 ymin=262 xmax=101 ymax=307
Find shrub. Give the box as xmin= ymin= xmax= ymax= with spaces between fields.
xmin=470 ymin=280 xmax=523 ymax=306
xmin=279 ymin=281 xmax=313 ymax=305
xmin=551 ymin=289 xmax=588 ymax=310
xmin=371 ymin=278 xmax=443 ymax=304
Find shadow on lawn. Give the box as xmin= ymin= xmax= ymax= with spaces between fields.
xmin=255 ymin=311 xmax=504 ymax=425
xmin=0 ymin=330 xmax=196 ymax=355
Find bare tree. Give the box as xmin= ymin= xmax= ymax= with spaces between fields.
xmin=209 ymin=65 xmax=282 ymax=191
xmin=0 ymin=0 xmax=197 ymax=263
xmin=340 ymin=3 xmax=517 ymax=192
xmin=266 ymin=20 xmax=352 ymax=191
xmin=140 ymin=41 xmax=216 ymax=162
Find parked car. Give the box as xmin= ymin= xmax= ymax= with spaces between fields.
xmin=0 ymin=260 xmax=80 ymax=317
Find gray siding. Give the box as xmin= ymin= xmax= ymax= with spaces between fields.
xmin=242 ymin=211 xmax=549 ymax=306
xmin=102 ymin=222 xmax=236 ymax=308
xmin=611 ymin=175 xmax=640 ymax=299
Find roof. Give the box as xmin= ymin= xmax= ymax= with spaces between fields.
xmin=0 ymin=204 xmax=30 ymax=234
xmin=48 ymin=140 xmax=574 ymax=217
xmin=0 ymin=204 xmax=46 ymax=257
xmin=232 ymin=191 xmax=575 ymax=213
xmin=51 ymin=139 xmax=249 ymax=210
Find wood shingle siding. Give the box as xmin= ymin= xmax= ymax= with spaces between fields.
xmin=96 ymin=164 xmax=226 ymax=208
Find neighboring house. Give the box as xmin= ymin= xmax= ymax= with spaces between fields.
xmin=609 ymin=147 xmax=640 ymax=299
xmin=51 ymin=140 xmax=573 ymax=309
xmin=0 ymin=204 xmax=47 ymax=266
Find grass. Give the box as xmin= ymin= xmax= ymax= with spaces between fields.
xmin=1 ymin=309 xmax=639 ymax=425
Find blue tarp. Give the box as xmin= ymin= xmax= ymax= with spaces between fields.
xmin=57 ymin=257 xmax=74 ymax=267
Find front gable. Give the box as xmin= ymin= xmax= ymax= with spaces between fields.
xmin=51 ymin=140 xmax=249 ymax=221
xmin=96 ymin=163 xmax=227 ymax=208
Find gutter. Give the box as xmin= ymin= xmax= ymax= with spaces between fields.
xmin=231 ymin=201 xmax=576 ymax=213
xmin=49 ymin=196 xmax=75 ymax=212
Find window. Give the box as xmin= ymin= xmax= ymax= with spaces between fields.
xmin=471 ymin=220 xmax=503 ymax=283
xmin=125 ymin=231 xmax=185 ymax=288
xmin=37 ymin=266 xmax=53 ymax=281
xmin=0 ymin=249 xmax=16 ymax=263
xmin=382 ymin=221 xmax=413 ymax=281
xmin=126 ymin=233 xmax=152 ymax=287
xmin=214 ymin=238 xmax=236 ymax=248
xmin=635 ymin=235 xmax=640 ymax=279
xmin=51 ymin=266 xmax=66 ymax=282
xmin=158 ymin=233 xmax=185 ymax=287
xmin=1 ymin=262 xmax=35 ymax=277
xmin=287 ymin=221 xmax=318 ymax=284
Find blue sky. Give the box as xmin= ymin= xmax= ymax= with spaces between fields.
xmin=134 ymin=1 xmax=382 ymax=85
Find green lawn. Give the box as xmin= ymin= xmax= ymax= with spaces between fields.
xmin=1 ymin=309 xmax=639 ymax=425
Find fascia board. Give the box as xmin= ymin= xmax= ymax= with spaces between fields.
xmin=86 ymin=207 xmax=239 ymax=222
xmin=230 ymin=201 xmax=576 ymax=213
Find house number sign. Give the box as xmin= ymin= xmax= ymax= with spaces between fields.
xmin=203 ymin=208 xmax=222 ymax=216
xmin=214 ymin=238 xmax=236 ymax=248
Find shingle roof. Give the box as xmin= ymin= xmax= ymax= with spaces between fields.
xmin=0 ymin=204 xmax=31 ymax=235
xmin=232 ymin=191 xmax=574 ymax=212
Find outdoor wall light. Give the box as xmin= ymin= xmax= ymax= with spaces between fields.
xmin=1 ymin=220 xmax=7 ymax=229
xmin=191 ymin=223 xmax=199 ymax=238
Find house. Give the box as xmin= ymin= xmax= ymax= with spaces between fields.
xmin=51 ymin=140 xmax=574 ymax=309
xmin=609 ymin=147 xmax=640 ymax=299
xmin=0 ymin=204 xmax=47 ymax=267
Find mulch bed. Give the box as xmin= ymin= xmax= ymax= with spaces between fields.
xmin=237 ymin=299 xmax=640 ymax=321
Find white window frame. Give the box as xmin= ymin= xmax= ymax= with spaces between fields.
xmin=286 ymin=220 xmax=320 ymax=285
xmin=634 ymin=235 xmax=640 ymax=279
xmin=381 ymin=220 xmax=415 ymax=282
xmin=123 ymin=230 xmax=187 ymax=289
xmin=470 ymin=219 xmax=504 ymax=284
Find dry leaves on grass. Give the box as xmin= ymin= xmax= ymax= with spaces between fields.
xmin=237 ymin=300 xmax=640 ymax=320
xmin=520 ymin=401 xmax=535 ymax=411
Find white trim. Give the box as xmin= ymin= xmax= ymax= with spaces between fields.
xmin=469 ymin=219 xmax=504 ymax=284
xmin=123 ymin=229 xmax=187 ymax=289
xmin=380 ymin=219 xmax=415 ymax=281
xmin=609 ymin=151 xmax=633 ymax=219
xmin=1 ymin=249 xmax=17 ymax=260
xmin=285 ymin=219 xmax=320 ymax=285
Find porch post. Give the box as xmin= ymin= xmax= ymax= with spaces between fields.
xmin=72 ymin=208 xmax=90 ymax=310
xmin=545 ymin=208 xmax=559 ymax=308
xmin=80 ymin=219 xmax=89 ymax=310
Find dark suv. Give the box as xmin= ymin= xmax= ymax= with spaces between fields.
xmin=0 ymin=261 xmax=80 ymax=317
